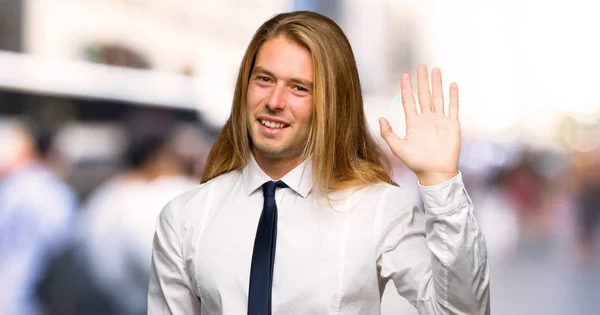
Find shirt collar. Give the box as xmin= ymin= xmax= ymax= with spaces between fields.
xmin=242 ymin=154 xmax=313 ymax=198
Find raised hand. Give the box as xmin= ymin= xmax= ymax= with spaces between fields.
xmin=379 ymin=64 xmax=461 ymax=186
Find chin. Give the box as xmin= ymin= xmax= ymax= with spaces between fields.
xmin=254 ymin=143 xmax=287 ymax=158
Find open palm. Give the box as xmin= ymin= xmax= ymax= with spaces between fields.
xmin=379 ymin=65 xmax=461 ymax=186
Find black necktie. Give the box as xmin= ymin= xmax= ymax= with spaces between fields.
xmin=247 ymin=180 xmax=287 ymax=315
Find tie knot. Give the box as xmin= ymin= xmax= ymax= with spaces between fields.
xmin=262 ymin=180 xmax=287 ymax=198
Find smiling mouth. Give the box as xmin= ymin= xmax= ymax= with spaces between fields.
xmin=260 ymin=119 xmax=288 ymax=129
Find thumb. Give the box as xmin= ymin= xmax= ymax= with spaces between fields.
xmin=379 ymin=117 xmax=404 ymax=153
xmin=379 ymin=117 xmax=397 ymax=140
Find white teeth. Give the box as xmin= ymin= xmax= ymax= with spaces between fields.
xmin=260 ymin=119 xmax=285 ymax=129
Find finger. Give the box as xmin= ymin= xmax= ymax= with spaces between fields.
xmin=431 ymin=67 xmax=444 ymax=114
xmin=449 ymin=82 xmax=459 ymax=120
xmin=417 ymin=64 xmax=432 ymax=113
xmin=379 ymin=117 xmax=404 ymax=153
xmin=400 ymin=73 xmax=417 ymax=118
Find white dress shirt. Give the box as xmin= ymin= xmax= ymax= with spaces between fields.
xmin=148 ymin=156 xmax=490 ymax=315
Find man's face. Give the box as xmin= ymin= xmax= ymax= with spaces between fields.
xmin=247 ymin=36 xmax=314 ymax=162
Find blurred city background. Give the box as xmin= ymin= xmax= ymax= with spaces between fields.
xmin=0 ymin=0 xmax=599 ymax=314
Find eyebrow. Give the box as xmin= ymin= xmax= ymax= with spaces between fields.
xmin=253 ymin=66 xmax=313 ymax=89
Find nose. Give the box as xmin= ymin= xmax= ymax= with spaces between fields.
xmin=266 ymin=83 xmax=286 ymax=111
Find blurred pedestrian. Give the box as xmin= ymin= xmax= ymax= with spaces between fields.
xmin=0 ymin=121 xmax=77 ymax=315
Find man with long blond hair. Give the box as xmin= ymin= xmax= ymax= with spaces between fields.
xmin=148 ymin=11 xmax=490 ymax=315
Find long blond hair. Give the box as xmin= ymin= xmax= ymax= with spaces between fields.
xmin=201 ymin=11 xmax=393 ymax=193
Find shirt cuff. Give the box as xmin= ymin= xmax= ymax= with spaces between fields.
xmin=418 ymin=171 xmax=471 ymax=216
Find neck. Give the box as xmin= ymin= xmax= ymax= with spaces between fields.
xmin=8 ymin=154 xmax=37 ymax=173
xmin=252 ymin=150 xmax=304 ymax=180
xmin=141 ymin=156 xmax=185 ymax=181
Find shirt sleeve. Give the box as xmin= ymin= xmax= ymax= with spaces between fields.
xmin=148 ymin=199 xmax=202 ymax=315
xmin=376 ymin=172 xmax=490 ymax=314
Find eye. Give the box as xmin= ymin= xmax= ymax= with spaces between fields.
xmin=256 ymin=76 xmax=271 ymax=83
xmin=292 ymin=85 xmax=308 ymax=92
